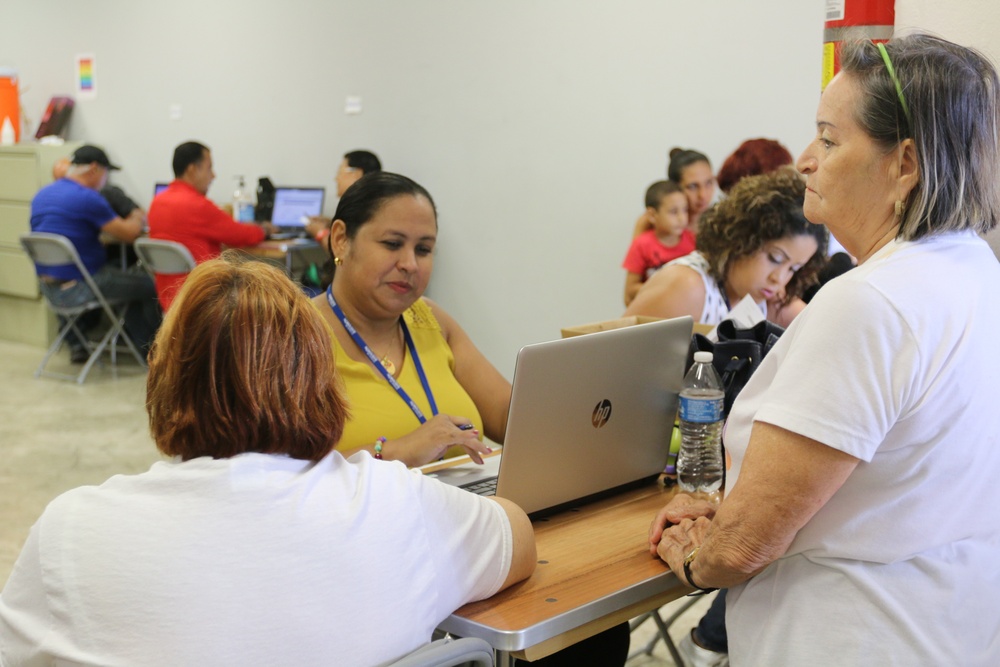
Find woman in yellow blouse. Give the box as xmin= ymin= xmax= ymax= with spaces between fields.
xmin=311 ymin=172 xmax=510 ymax=467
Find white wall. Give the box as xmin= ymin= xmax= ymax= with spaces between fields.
xmin=3 ymin=1 xmax=996 ymax=376
xmin=896 ymin=0 xmax=1000 ymax=53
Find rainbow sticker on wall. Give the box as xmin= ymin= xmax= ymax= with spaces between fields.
xmin=75 ymin=53 xmax=96 ymax=99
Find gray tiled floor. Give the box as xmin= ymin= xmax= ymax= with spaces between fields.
xmin=0 ymin=339 xmax=162 ymax=583
xmin=0 ymin=338 xmax=711 ymax=665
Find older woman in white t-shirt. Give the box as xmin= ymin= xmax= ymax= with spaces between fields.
xmin=648 ymin=34 xmax=1000 ymax=666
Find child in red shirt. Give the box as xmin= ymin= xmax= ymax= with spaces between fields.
xmin=622 ymin=181 xmax=695 ymax=306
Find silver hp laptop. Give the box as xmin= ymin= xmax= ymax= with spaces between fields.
xmin=428 ymin=316 xmax=692 ymax=517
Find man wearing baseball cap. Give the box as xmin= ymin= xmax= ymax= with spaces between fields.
xmin=30 ymin=144 xmax=161 ymax=361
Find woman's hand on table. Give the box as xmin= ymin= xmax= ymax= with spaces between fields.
xmin=648 ymin=493 xmax=717 ymax=556
xmin=388 ymin=414 xmax=492 ymax=467
xmin=655 ymin=515 xmax=713 ymax=583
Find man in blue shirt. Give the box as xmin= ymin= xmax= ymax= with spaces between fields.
xmin=30 ymin=145 xmax=161 ymax=361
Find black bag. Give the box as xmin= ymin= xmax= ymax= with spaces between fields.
xmin=254 ymin=177 xmax=276 ymax=222
xmin=687 ymin=319 xmax=784 ymax=418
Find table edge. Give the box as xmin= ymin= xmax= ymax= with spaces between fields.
xmin=437 ymin=569 xmax=683 ymax=652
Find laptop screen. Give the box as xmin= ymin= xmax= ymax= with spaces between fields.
xmin=153 ymin=182 xmax=169 ymax=197
xmin=271 ymin=187 xmax=326 ymax=227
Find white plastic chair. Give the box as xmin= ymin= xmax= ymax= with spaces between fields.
xmin=380 ymin=636 xmax=494 ymax=667
xmin=20 ymin=232 xmax=147 ymax=384
xmin=133 ymin=237 xmax=196 ymax=276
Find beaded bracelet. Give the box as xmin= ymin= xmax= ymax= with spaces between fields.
xmin=374 ymin=436 xmax=387 ymax=460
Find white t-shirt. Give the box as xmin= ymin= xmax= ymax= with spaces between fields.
xmin=724 ymin=231 xmax=1000 ymax=666
xmin=0 ymin=451 xmax=513 ymax=667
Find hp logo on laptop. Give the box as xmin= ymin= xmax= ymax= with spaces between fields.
xmin=592 ymin=399 xmax=612 ymax=428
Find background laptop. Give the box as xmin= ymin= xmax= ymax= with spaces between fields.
xmin=269 ymin=186 xmax=326 ymax=238
xmin=153 ymin=182 xmax=169 ymax=198
xmin=427 ymin=316 xmax=693 ymax=516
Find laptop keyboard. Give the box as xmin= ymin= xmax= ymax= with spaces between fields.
xmin=459 ymin=476 xmax=498 ymax=496
xmin=269 ymin=230 xmax=307 ymax=240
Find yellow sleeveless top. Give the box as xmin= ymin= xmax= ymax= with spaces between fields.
xmin=330 ymin=298 xmax=483 ymax=459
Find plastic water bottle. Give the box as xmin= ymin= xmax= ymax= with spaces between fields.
xmin=233 ymin=176 xmax=254 ymax=222
xmin=677 ymin=351 xmax=725 ymax=498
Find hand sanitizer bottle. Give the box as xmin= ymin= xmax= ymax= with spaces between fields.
xmin=233 ymin=176 xmax=254 ymax=222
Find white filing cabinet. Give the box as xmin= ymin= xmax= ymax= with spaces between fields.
xmin=0 ymin=142 xmax=81 ymax=347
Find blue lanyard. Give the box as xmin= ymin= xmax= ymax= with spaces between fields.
xmin=326 ymin=286 xmax=438 ymax=423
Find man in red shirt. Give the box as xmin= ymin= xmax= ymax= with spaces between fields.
xmin=148 ymin=142 xmax=274 ymax=310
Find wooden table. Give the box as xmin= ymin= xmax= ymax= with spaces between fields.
xmin=438 ymin=482 xmax=686 ymax=664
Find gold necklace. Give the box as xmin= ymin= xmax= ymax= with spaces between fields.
xmin=376 ymin=324 xmax=402 ymax=376
xmin=379 ymin=353 xmax=396 ymax=376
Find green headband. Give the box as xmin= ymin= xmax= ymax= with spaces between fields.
xmin=877 ymin=42 xmax=912 ymax=128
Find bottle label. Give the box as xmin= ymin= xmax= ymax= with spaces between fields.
xmin=236 ymin=203 xmax=254 ymax=223
xmin=679 ymin=395 xmax=723 ymax=423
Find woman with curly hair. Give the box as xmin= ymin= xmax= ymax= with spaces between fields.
xmin=624 ymin=168 xmax=827 ymax=327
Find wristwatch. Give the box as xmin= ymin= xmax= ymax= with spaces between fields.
xmin=683 ymin=547 xmax=718 ymax=594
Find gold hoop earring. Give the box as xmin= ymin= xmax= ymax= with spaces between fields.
xmin=894 ymin=200 xmax=904 ymax=218
xmin=333 ymin=256 xmax=343 ymax=266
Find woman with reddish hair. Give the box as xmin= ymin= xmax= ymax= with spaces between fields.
xmin=0 ymin=252 xmax=536 ymax=666
xmin=716 ymin=138 xmax=794 ymax=194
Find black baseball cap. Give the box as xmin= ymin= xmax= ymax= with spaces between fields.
xmin=70 ymin=145 xmax=121 ymax=171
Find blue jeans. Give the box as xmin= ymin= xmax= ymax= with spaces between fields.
xmin=695 ymin=588 xmax=728 ymax=653
xmin=40 ymin=265 xmax=161 ymax=354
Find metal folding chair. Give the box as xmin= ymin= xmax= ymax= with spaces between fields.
xmin=379 ymin=636 xmax=494 ymax=667
xmin=20 ymin=232 xmax=147 ymax=384
xmin=627 ymin=595 xmax=703 ymax=665
xmin=133 ymin=237 xmax=196 ymax=276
